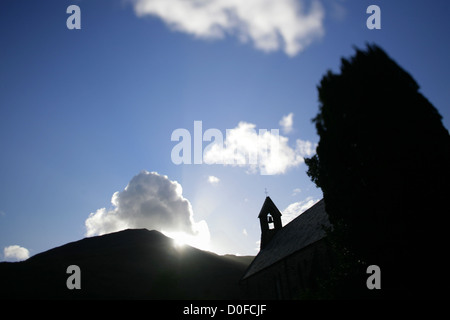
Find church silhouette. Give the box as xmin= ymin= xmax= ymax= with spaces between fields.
xmin=241 ymin=196 xmax=330 ymax=299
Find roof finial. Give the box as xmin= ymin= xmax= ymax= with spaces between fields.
xmin=264 ymin=188 xmax=268 ymax=197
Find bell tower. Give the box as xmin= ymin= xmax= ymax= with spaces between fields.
xmin=258 ymin=196 xmax=282 ymax=250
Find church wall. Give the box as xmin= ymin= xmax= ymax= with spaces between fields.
xmin=241 ymin=239 xmax=331 ymax=299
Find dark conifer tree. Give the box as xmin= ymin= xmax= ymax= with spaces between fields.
xmin=306 ymin=44 xmax=450 ymax=298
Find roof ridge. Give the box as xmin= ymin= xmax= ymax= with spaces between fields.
xmin=242 ymin=199 xmax=329 ymax=280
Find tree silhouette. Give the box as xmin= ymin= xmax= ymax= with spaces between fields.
xmin=305 ymin=44 xmax=450 ymax=298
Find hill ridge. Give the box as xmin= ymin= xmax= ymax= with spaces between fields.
xmin=0 ymin=228 xmax=253 ymax=299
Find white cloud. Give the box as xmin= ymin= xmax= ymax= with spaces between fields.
xmin=85 ymin=171 xmax=210 ymax=248
xmin=282 ymin=196 xmax=319 ymax=225
xmin=243 ymin=228 xmax=248 ymax=236
xmin=3 ymin=245 xmax=30 ymax=262
xmin=255 ymin=240 xmax=261 ymax=252
xmin=207 ymin=175 xmax=220 ymax=185
xmin=203 ymin=121 xmax=316 ymax=175
xmin=295 ymin=139 xmax=315 ymax=157
xmin=292 ymin=188 xmax=302 ymax=196
xmin=131 ymin=0 xmax=325 ymax=56
xmin=279 ymin=113 xmax=294 ymax=134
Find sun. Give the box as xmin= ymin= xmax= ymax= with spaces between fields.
xmin=173 ymin=236 xmax=186 ymax=249
xmin=163 ymin=230 xmax=211 ymax=252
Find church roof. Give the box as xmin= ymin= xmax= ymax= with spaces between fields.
xmin=242 ymin=199 xmax=330 ymax=280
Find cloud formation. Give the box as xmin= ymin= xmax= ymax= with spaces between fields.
xmin=85 ymin=171 xmax=208 ymax=242
xmin=282 ymin=196 xmax=319 ymax=225
xmin=207 ymin=175 xmax=220 ymax=185
xmin=3 ymin=245 xmax=30 ymax=262
xmin=279 ymin=113 xmax=294 ymax=134
xmin=203 ymin=121 xmax=316 ymax=175
xmin=131 ymin=0 xmax=325 ymax=56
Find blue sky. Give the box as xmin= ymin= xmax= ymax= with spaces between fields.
xmin=1 ymin=0 xmax=449 ymax=259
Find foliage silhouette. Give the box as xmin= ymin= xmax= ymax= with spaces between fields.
xmin=305 ymin=44 xmax=450 ymax=298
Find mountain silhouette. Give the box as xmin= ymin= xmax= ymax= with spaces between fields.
xmin=0 ymin=229 xmax=253 ymax=299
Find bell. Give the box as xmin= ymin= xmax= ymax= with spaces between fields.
xmin=267 ymin=215 xmax=273 ymax=223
